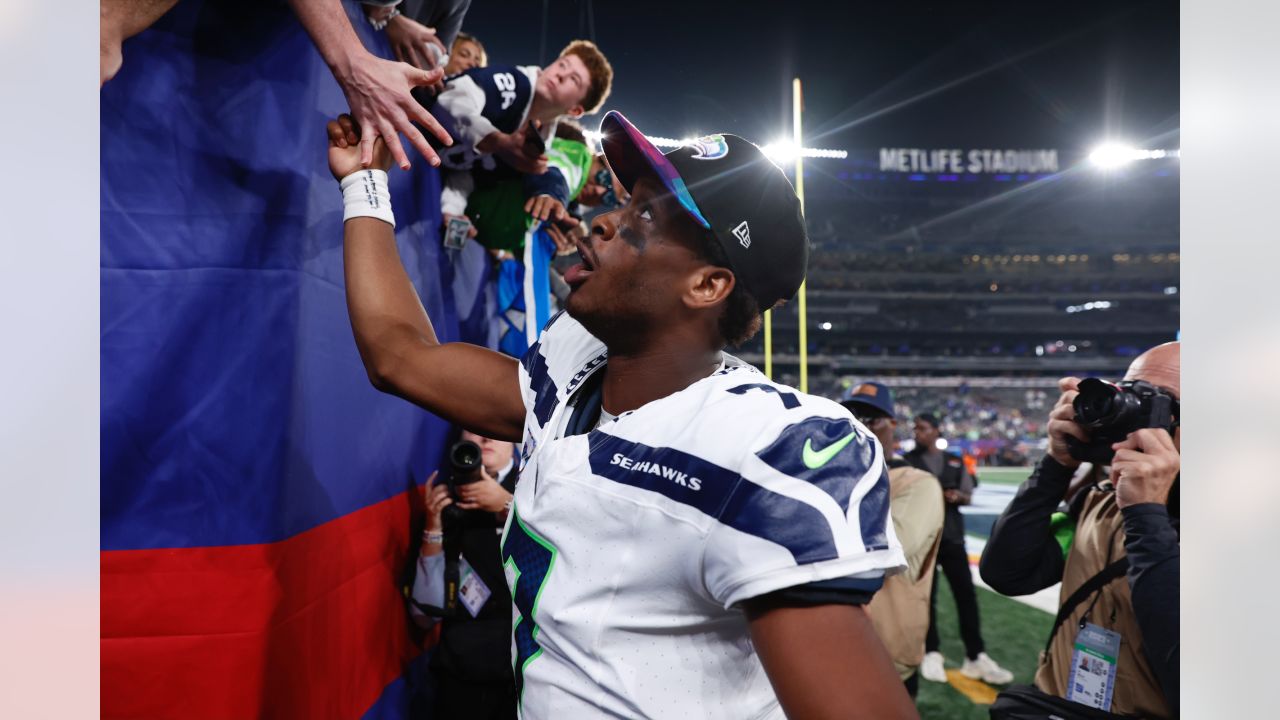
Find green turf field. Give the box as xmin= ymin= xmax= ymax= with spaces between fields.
xmin=914 ymin=571 xmax=1052 ymax=719
xmin=974 ymin=467 xmax=1034 ymax=486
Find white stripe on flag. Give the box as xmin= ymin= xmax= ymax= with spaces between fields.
xmin=522 ymin=222 xmax=540 ymax=343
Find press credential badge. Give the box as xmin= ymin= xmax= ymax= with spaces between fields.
xmin=458 ymin=558 xmax=492 ymax=618
xmin=1066 ymin=622 xmax=1121 ymax=711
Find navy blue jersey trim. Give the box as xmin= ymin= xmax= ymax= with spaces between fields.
xmin=755 ymin=416 xmax=874 ymax=514
xmin=745 ymin=575 xmax=883 ymax=609
xmin=756 ymin=415 xmax=892 ymax=553
xmin=586 ymin=433 xmax=841 ymax=564
xmin=858 ymin=465 xmax=892 ymax=551
xmin=520 ymin=341 xmax=558 ymax=426
xmin=587 ymin=434 xmax=736 ymax=517
xmin=542 ymin=309 xmax=565 ymax=333
xmin=727 ymin=383 xmax=801 ymax=409
xmin=718 ymin=479 xmax=840 ymax=564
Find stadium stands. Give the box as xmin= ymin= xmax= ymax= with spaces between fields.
xmin=739 ymin=154 xmax=1179 ymax=379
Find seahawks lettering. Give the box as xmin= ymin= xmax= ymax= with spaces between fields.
xmin=565 ymin=351 xmax=608 ymax=396
xmin=609 ymin=453 xmax=703 ymax=491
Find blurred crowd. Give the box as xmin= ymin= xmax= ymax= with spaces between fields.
xmin=804 ymin=379 xmax=1057 ymax=463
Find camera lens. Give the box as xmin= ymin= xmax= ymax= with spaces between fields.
xmin=1074 ymin=377 xmax=1145 ymax=433
xmin=449 ymin=440 xmax=482 ymax=474
xmin=1073 ymin=378 xmax=1120 ymax=428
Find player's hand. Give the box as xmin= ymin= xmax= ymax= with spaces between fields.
xmin=524 ymin=195 xmax=567 ymax=223
xmin=1046 ymin=376 xmax=1086 ymax=468
xmin=336 ymin=51 xmax=452 ymax=170
xmin=1111 ymin=429 xmax=1179 ymax=508
xmin=327 ymin=114 xmax=391 ymax=180
xmin=456 ymin=467 xmax=512 ymax=513
xmin=385 ymin=14 xmax=447 ymax=93
xmin=442 ymin=213 xmax=478 ymax=238
xmin=423 ymin=472 xmax=451 ymax=533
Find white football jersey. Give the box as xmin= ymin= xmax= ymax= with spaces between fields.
xmin=502 ymin=312 xmax=905 ymax=719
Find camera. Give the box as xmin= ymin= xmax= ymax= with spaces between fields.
xmin=441 ymin=439 xmax=485 ymax=616
xmin=1068 ymin=378 xmax=1179 ymax=464
xmin=448 ymin=439 xmax=483 ymax=483
xmin=442 ymin=439 xmax=484 ymax=525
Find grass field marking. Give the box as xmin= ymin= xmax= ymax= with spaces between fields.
xmin=975 ymin=466 xmax=1034 ymax=486
xmin=944 ymin=669 xmax=1000 ymax=705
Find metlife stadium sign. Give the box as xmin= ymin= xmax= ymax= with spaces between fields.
xmin=879 ymin=147 xmax=1060 ymax=174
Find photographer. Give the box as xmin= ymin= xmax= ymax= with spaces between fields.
xmin=907 ymin=413 xmax=1015 ymax=686
xmin=843 ymin=384 xmax=945 ymax=699
xmin=981 ymin=342 xmax=1180 ymax=719
xmin=410 ymin=431 xmax=517 ymax=720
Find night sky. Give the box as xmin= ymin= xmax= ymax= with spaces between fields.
xmin=463 ymin=0 xmax=1178 ymax=154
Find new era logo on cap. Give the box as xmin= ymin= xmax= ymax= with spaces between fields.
xmin=732 ymin=221 xmax=751 ymax=249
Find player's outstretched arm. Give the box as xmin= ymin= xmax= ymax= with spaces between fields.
xmin=328 ymin=115 xmax=525 ymax=442
xmin=746 ymin=602 xmax=919 ymax=720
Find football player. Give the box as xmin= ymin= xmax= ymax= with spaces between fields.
xmin=327 ymin=109 xmax=916 ymax=719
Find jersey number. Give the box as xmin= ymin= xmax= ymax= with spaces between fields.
xmin=494 ymin=72 xmax=518 ymax=110
xmin=501 ymin=508 xmax=557 ymax=705
xmin=727 ymin=383 xmax=801 ymax=409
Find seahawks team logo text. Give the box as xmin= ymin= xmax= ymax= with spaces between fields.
xmin=609 ymin=453 xmax=703 ymax=491
xmin=685 ymin=134 xmax=729 ymax=160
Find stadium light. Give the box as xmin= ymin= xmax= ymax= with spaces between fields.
xmin=582 ymin=130 xmax=848 ymax=159
xmin=1088 ymin=143 xmax=1180 ymax=169
xmin=761 ymin=140 xmax=798 ymax=164
xmin=1065 ymin=300 xmax=1113 ymax=313
xmin=1089 ymin=143 xmax=1137 ymax=168
xmin=761 ymin=139 xmax=848 ymax=162
xmin=645 ymin=136 xmax=685 ymax=148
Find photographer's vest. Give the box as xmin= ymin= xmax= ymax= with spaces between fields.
xmin=1035 ymin=486 xmax=1171 ymax=718
xmin=867 ymin=464 xmax=943 ymax=680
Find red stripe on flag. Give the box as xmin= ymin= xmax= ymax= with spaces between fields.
xmin=102 ymin=487 xmax=428 ymax=720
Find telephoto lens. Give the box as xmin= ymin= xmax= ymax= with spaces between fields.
xmin=449 ymin=440 xmax=483 ymax=484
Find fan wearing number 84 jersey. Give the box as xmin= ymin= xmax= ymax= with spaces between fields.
xmin=330 ymin=107 xmax=918 ymax=719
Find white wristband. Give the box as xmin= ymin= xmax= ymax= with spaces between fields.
xmin=340 ymin=169 xmax=396 ymax=228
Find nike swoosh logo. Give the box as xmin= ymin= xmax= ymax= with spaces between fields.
xmin=802 ymin=431 xmax=858 ymax=469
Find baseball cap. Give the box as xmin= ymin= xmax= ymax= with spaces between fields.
xmin=598 ymin=111 xmax=809 ymax=310
xmin=840 ymin=382 xmax=895 ymax=419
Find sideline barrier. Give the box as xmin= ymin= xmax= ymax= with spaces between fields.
xmin=101 ymin=2 xmax=464 ymax=716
